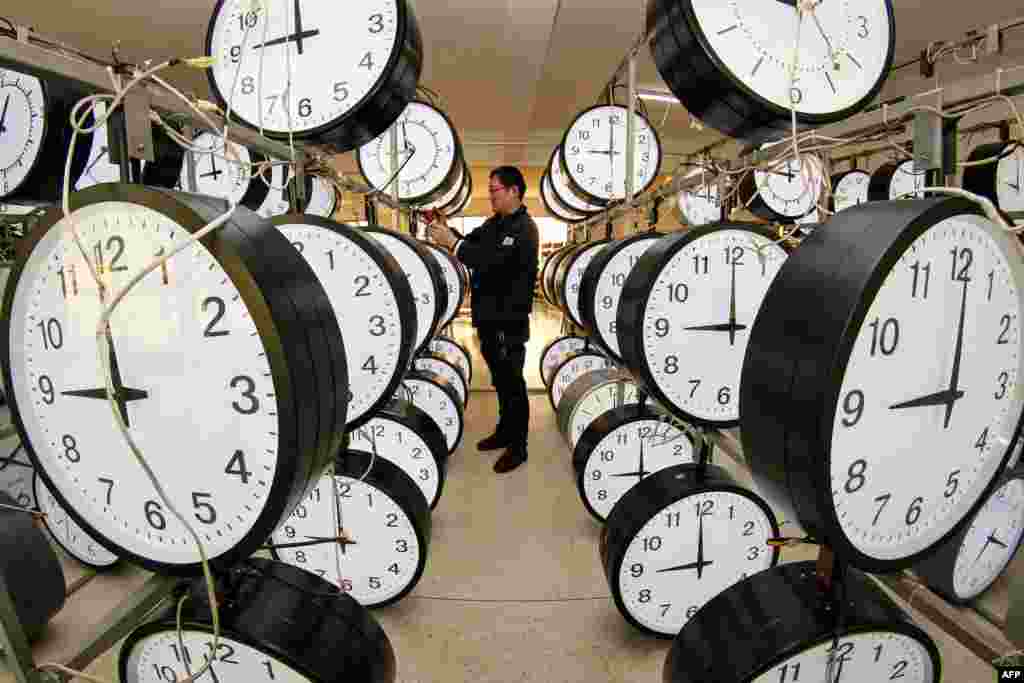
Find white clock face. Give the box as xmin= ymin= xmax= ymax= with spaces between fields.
xmin=207 ymin=0 xmax=401 ymax=136
xmin=270 ymin=472 xmax=423 ymax=605
xmin=182 ymin=132 xmax=253 ymax=204
xmin=952 ymin=477 xmax=1024 ymax=599
xmin=642 ymin=230 xmax=788 ymax=423
xmin=890 ymin=159 xmax=926 ymax=200
xmin=542 ymin=174 xmax=584 ymax=221
xmin=427 ymin=338 xmax=470 ymax=382
xmin=568 ymin=380 xmax=638 ymax=448
xmin=123 ymin=630 xmax=312 ymax=683
xmin=366 ymin=231 xmax=435 ymax=351
xmin=0 ymin=70 xmax=46 ymax=198
xmin=690 ymin=0 xmax=892 ymax=115
xmin=255 ymin=163 xmax=292 ymax=219
xmin=349 ymin=416 xmax=440 ymax=507
xmin=276 ymin=222 xmax=405 ymax=428
xmin=833 ymin=170 xmax=871 ymax=212
xmin=7 ymin=202 xmax=284 ymax=565
xmin=0 ymin=457 xmax=35 ymax=509
xmin=564 ymin=243 xmax=606 ymax=326
xmin=996 ymin=145 xmax=1024 ymax=213
xmin=425 ymin=246 xmax=460 ymax=328
xmin=830 ymin=213 xmax=1024 ymax=562
xmin=414 ymin=357 xmax=465 ymax=406
xmin=583 ymin=418 xmax=692 ymax=519
xmin=617 ymin=489 xmax=775 ymax=635
xmin=305 ymin=176 xmax=337 ymax=217
xmin=395 ymin=377 xmax=461 ymax=453
xmin=425 ymin=164 xmax=463 ymax=211
xmin=549 ymin=151 xmax=599 ymax=214
xmin=542 ymin=337 xmax=586 ymax=385
xmin=562 ymin=105 xmax=660 ymax=203
xmin=754 ymin=153 xmax=824 ymax=218
xmin=75 ymin=101 xmax=123 ymax=191
xmin=358 ymin=102 xmax=458 ymax=201
xmin=551 ymin=353 xmax=612 ymax=410
xmin=750 ymin=632 xmax=935 ymax=683
xmin=594 ymin=236 xmax=660 ymax=357
xmin=35 ymin=474 xmax=119 ymax=567
xmin=678 ymin=183 xmax=722 ymax=226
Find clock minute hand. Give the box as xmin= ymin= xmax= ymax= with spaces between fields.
xmin=989 ymin=532 xmax=1009 ymax=550
xmin=943 ymin=278 xmax=970 ymax=429
xmin=0 ymin=94 xmax=9 ymax=135
xmin=728 ymin=258 xmax=738 ymax=346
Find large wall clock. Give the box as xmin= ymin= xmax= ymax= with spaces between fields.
xmin=206 ymin=0 xmax=422 ymax=153
xmin=1 ymin=185 xmax=349 ymax=575
xmin=742 ymin=197 xmax=1024 ymax=572
xmin=357 ymin=101 xmax=462 ymax=204
xmin=618 ymin=223 xmax=789 ymax=428
xmin=560 ymin=104 xmax=661 ymax=207
xmin=647 ymin=0 xmax=896 ymax=143
xmin=0 ymin=67 xmax=92 ymax=203
xmin=120 ymin=557 xmax=397 ymax=682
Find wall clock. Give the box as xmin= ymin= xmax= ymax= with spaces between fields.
xmin=548 ymin=350 xmax=613 ymax=412
xmin=182 ymin=131 xmax=269 ymax=209
xmin=619 ymin=223 xmax=789 ymax=428
xmin=269 ymin=449 xmax=430 ymax=608
xmin=663 ymin=560 xmax=939 ymax=682
xmin=440 ymin=163 xmax=472 ymax=217
xmin=556 ymin=366 xmax=638 ymax=448
xmin=74 ymin=100 xmax=124 ymax=191
xmin=421 ymin=158 xmax=466 ymax=212
xmin=0 ymin=490 xmax=66 ymax=641
xmin=600 ymin=462 xmax=779 ymax=637
xmin=573 ymin=401 xmax=695 ymax=522
xmin=540 ymin=244 xmax=573 ymax=306
xmin=539 ymin=335 xmax=587 ymax=387
xmin=34 ymin=470 xmax=121 ymax=569
xmin=540 ymin=173 xmax=586 ymax=224
xmin=357 ymin=101 xmax=462 ymax=204
xmin=673 ymin=180 xmax=723 ymax=227
xmin=551 ymin=243 xmax=588 ymax=310
xmin=869 ymin=158 xmax=926 ymax=201
xmin=560 ymin=240 xmax=611 ymax=327
xmin=548 ymin=148 xmax=601 ymax=217
xmin=646 ymin=0 xmax=896 ymax=143
xmin=1 ymin=185 xmax=348 ymax=574
xmin=414 ymin=352 xmax=467 ymax=408
xmin=348 ymin=398 xmax=448 ymax=509
xmin=0 ymin=67 xmax=92 ymax=203
xmin=273 ymin=215 xmax=415 ymax=430
xmin=560 ymin=104 xmax=662 ymax=207
xmin=962 ymin=141 xmax=1024 ymax=223
xmin=741 ymin=197 xmax=1024 ymax=572
xmin=829 ymin=168 xmax=871 ymax=213
xmin=206 ymin=0 xmax=422 ymax=153
xmin=579 ymin=232 xmax=663 ymax=363
xmin=913 ymin=466 xmax=1024 ymax=604
xmin=395 ymin=370 xmax=464 ymax=455
xmin=363 ymin=226 xmax=446 ymax=355
xmin=426 ymin=336 xmax=472 ymax=386
xmin=120 ymin=557 xmax=396 ymax=682
xmin=423 ymin=242 xmax=463 ymax=330
xmin=737 ymin=152 xmax=825 ymax=223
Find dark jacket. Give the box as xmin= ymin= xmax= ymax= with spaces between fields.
xmin=455 ymin=206 xmax=539 ymax=329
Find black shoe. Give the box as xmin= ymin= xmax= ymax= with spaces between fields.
xmin=477 ymin=431 xmax=513 ymax=451
xmin=494 ymin=446 xmax=527 ymax=473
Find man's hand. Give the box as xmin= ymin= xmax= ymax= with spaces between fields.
xmin=427 ymin=216 xmax=458 ymax=250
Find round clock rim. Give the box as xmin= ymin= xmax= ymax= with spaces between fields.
xmin=401 ymin=369 xmax=465 ymax=455
xmin=540 ymin=172 xmax=587 ymax=224
xmin=415 ymin=351 xmax=468 ymax=408
xmin=547 ymin=349 xmax=609 ymax=413
xmin=556 ymin=367 xmax=635 ymax=446
xmin=270 ymin=214 xmax=416 ymax=431
xmin=602 ymin=462 xmax=780 ymax=639
xmin=546 ymin=146 xmax=602 ymax=217
xmin=558 ymin=103 xmax=663 ymax=208
xmin=422 ymin=242 xmax=465 ymax=330
xmin=203 ymin=0 xmax=417 ymax=145
xmin=368 ymin=398 xmax=449 ymax=509
xmin=618 ymin=221 xmax=787 ymax=428
xmin=663 ymin=0 xmax=896 ymax=136
xmin=738 ymin=154 xmax=825 ymax=223
xmin=962 ymin=141 xmax=1021 ymax=225
xmin=538 ymin=334 xmax=587 ymax=387
xmin=0 ymin=71 xmax=50 ymax=199
xmin=543 ymin=244 xmax=577 ymax=307
xmin=0 ymin=185 xmax=318 ymax=575
xmin=552 ymin=242 xmax=588 ymax=310
xmin=31 ymin=469 xmax=121 ymax=570
xmin=561 ymin=239 xmax=612 ymax=328
xmin=440 ymin=159 xmax=473 ymax=217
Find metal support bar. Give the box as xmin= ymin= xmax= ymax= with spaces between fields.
xmin=182 ymin=126 xmax=198 ymax=194
xmin=624 ymin=53 xmax=637 ymax=211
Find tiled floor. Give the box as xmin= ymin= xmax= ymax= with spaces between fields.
xmin=4 ymin=307 xmax=1009 ymax=682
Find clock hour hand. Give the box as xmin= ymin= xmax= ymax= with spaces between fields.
xmin=684 ymin=322 xmax=749 ymax=333
xmin=656 ymin=559 xmax=713 ymax=573
xmin=251 ymin=29 xmax=321 ymax=51
xmin=1007 ymin=181 xmax=1021 ymax=192
xmin=889 ymin=388 xmax=963 ymax=411
xmin=773 ymin=0 xmax=798 ymax=6
xmin=989 ymin=532 xmax=1009 ymax=550
xmin=61 ymin=329 xmax=148 ymax=427
xmin=82 ymin=147 xmax=110 ymax=178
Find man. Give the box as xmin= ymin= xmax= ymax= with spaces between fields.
xmin=428 ymin=166 xmax=539 ymax=473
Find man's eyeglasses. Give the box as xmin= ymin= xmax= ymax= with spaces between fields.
xmin=488 ymin=185 xmax=509 ymax=195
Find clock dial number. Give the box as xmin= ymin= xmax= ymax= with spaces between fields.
xmin=39 ymin=375 xmax=55 ymax=404
xmin=842 ymin=389 xmax=865 ymax=427
xmin=951 ymin=247 xmax=974 ymax=282
xmin=910 ymin=261 xmax=931 ymax=299
xmin=203 ymin=297 xmax=230 ymax=338
xmin=37 ymin=318 xmax=64 ymax=350
xmin=231 ymin=375 xmax=260 ymax=414
xmin=145 ymin=500 xmax=167 ymax=530
xmin=868 ymin=317 xmax=900 ymax=356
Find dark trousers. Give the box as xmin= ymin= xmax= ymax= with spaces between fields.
xmin=477 ymin=322 xmax=530 ymax=447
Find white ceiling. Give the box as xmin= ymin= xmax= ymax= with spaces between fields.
xmin=5 ymin=1 xmax=1024 ymax=169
